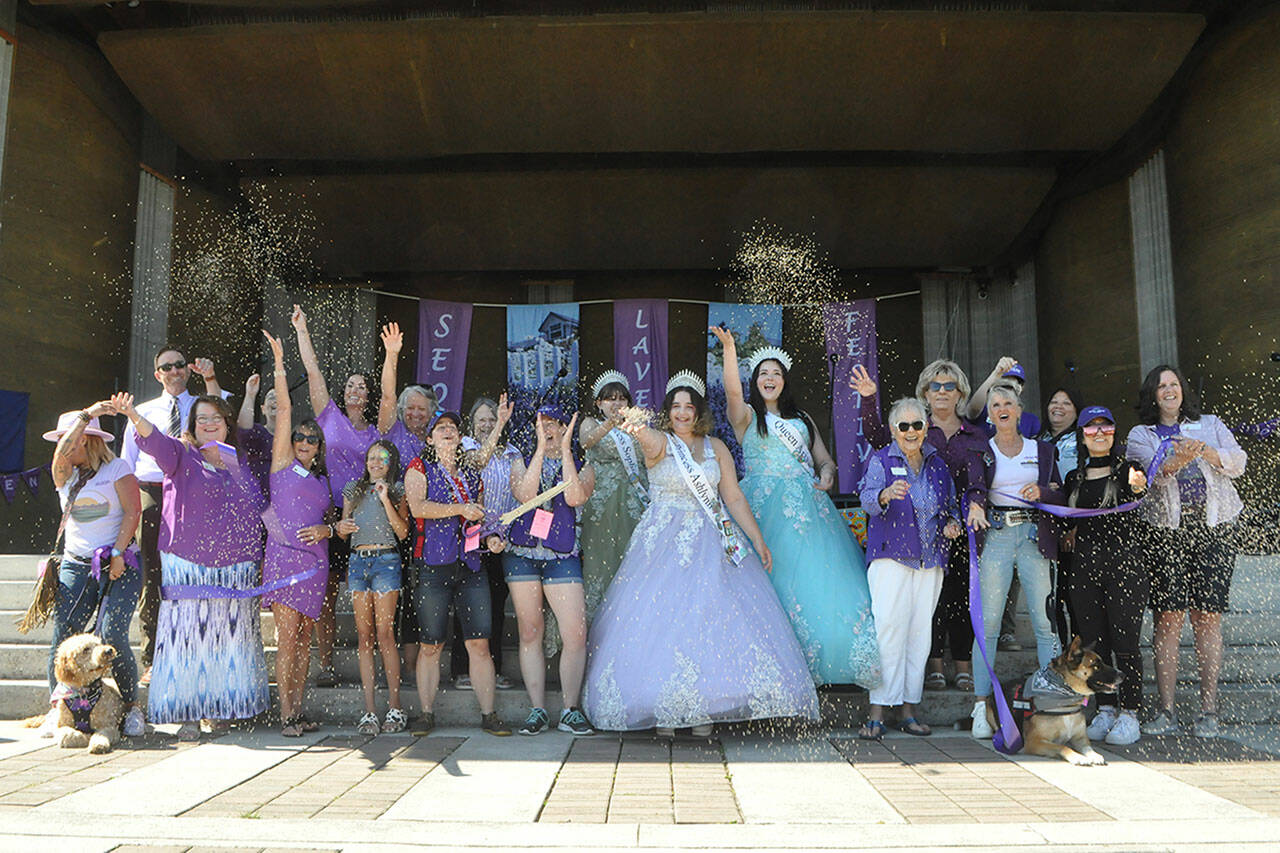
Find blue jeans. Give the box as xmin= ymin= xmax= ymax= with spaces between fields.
xmin=48 ymin=558 xmax=143 ymax=704
xmin=971 ymin=522 xmax=1060 ymax=697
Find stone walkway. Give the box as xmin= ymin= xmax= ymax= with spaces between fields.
xmin=1 ymin=720 xmax=1279 ymax=851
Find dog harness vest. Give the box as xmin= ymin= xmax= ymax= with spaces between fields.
xmin=50 ymin=679 xmax=104 ymax=733
xmin=1008 ymin=667 xmax=1087 ymax=738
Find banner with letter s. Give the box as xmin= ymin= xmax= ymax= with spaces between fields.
xmin=416 ymin=300 xmax=473 ymax=411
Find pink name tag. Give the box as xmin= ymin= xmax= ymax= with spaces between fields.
xmin=464 ymin=524 xmax=481 ymax=552
xmin=529 ymin=508 xmax=553 ymax=540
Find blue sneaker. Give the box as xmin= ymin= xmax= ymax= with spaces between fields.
xmin=558 ymin=707 xmax=595 ymax=736
xmin=518 ymin=707 xmax=549 ymax=736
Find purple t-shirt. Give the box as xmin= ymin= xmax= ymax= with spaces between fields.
xmin=382 ymin=419 xmax=426 ymax=476
xmin=136 ymin=429 xmax=267 ymax=567
xmin=1155 ymin=423 xmax=1207 ymax=506
xmin=316 ymin=400 xmax=380 ymax=507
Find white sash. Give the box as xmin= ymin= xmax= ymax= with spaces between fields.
xmin=765 ymin=412 xmax=814 ymax=474
xmin=609 ymin=430 xmax=650 ymax=505
xmin=665 ymin=435 xmax=746 ymax=565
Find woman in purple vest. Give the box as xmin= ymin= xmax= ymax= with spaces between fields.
xmin=857 ymin=397 xmax=963 ymax=739
xmin=108 ymin=390 xmax=268 ymax=741
xmin=261 ymin=331 xmax=334 ymax=737
xmin=504 ymin=405 xmax=596 ymax=737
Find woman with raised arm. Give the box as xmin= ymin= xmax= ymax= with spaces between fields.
xmin=108 ymin=390 xmax=268 ymax=741
xmin=710 ymin=326 xmax=880 ymax=688
xmin=236 ymin=373 xmax=277 ymax=494
xmin=502 ymin=405 xmax=596 ymax=737
xmin=260 ymin=331 xmax=334 ymax=737
xmin=43 ymin=403 xmax=145 ymax=738
xmin=292 ymin=303 xmax=379 ymax=688
xmin=582 ymin=372 xmax=819 ymax=736
xmin=375 ymin=321 xmax=439 ymax=470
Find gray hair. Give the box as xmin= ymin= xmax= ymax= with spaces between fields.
xmin=468 ymin=396 xmax=498 ymax=434
xmin=397 ymin=385 xmax=438 ymax=421
xmin=915 ymin=358 xmax=971 ymax=409
xmin=987 ymin=383 xmax=1022 ymax=410
xmin=888 ymin=397 xmax=928 ymax=431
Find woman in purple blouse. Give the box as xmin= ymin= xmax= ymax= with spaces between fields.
xmin=108 ymin=390 xmax=268 ymax=741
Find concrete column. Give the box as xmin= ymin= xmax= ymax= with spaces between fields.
xmin=126 ymin=117 xmax=178 ymax=395
xmin=0 ymin=0 xmax=19 ymax=242
xmin=1129 ymin=149 xmax=1179 ymax=375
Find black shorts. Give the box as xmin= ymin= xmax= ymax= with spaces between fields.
xmin=412 ymin=561 xmax=493 ymax=645
xmin=1148 ymin=512 xmax=1237 ymax=613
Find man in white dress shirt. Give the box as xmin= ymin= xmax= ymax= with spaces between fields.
xmin=120 ymin=345 xmax=228 ymax=680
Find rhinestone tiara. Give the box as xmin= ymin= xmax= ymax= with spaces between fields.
xmin=665 ymin=370 xmax=706 ymax=398
xmin=590 ymin=370 xmax=630 ymax=399
xmin=747 ymin=346 xmax=793 ymax=374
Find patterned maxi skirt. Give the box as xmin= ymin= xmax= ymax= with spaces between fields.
xmin=147 ymin=553 xmax=269 ymax=724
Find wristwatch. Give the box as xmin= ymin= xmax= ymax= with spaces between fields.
xmin=110 ymin=548 xmax=123 ymax=558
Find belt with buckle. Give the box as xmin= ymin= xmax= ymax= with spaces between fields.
xmin=991 ymin=506 xmax=1037 ymax=526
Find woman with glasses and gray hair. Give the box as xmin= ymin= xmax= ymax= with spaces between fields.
xmin=857 ymin=397 xmax=964 ymax=738
xmin=852 ymin=358 xmax=988 ymax=694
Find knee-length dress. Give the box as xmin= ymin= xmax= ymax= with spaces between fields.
xmin=261 ymin=465 xmax=331 ymax=619
xmin=582 ymin=436 xmax=819 ymax=730
xmin=740 ymin=414 xmax=881 ymax=688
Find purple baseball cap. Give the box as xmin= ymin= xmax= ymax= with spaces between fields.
xmin=1078 ymin=405 xmax=1115 ymax=426
xmin=1002 ymin=363 xmax=1027 ymax=382
xmin=536 ymin=404 xmax=573 ymax=424
xmin=427 ymin=410 xmax=462 ymax=432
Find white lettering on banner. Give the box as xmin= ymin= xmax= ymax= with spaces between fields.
xmin=431 ymin=348 xmax=451 ymax=371
xmin=435 ymin=313 xmax=453 ymax=338
xmin=634 ymin=309 xmax=649 ymax=329
xmin=433 ymin=382 xmax=448 ymax=404
xmin=632 ymin=337 xmax=649 ymax=355
xmin=634 ymin=362 xmax=651 ymax=381
xmin=635 ymin=389 xmax=651 ymax=407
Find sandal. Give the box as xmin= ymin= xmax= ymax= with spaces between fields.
xmin=296 ymin=716 xmax=321 ymax=733
xmin=858 ymin=719 xmax=886 ymax=741
xmin=898 ymin=717 xmax=932 ymax=737
xmin=954 ymin=672 xmax=974 ymax=692
xmin=356 ymin=712 xmax=381 ymax=736
xmin=924 ymin=671 xmax=947 ymax=691
xmin=282 ymin=716 xmax=304 ymax=738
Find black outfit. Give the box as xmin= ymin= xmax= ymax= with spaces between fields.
xmin=930 ymin=538 xmax=972 ymax=663
xmin=136 ymin=483 xmax=165 ymax=668
xmin=1064 ymin=461 xmax=1147 ymax=710
xmin=450 ymin=550 xmax=508 ymax=678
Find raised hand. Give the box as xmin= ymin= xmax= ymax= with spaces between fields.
xmin=708 ymin=324 xmax=736 ymax=352
xmin=993 ymin=356 xmax=1017 ymax=378
xmin=108 ymin=392 xmax=136 ymax=420
xmin=848 ymin=365 xmax=877 ymax=398
xmin=290 ymin=304 xmax=308 ymax=332
xmin=561 ymin=412 xmax=579 ymax=453
xmin=84 ymin=400 xmax=114 ymax=419
xmin=191 ymin=358 xmax=216 ymax=379
xmin=496 ymin=392 xmax=513 ymax=427
xmin=380 ymin=322 xmax=403 ymax=355
xmin=244 ymin=374 xmax=261 ymax=398
xmin=263 ymin=329 xmax=285 ymax=364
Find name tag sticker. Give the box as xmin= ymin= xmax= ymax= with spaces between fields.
xmin=529 ymin=509 xmax=553 ymax=540
xmin=200 ymin=462 xmax=218 ymax=474
xmin=464 ymin=524 xmax=481 ymax=552
xmin=291 ymin=463 xmax=310 ymax=478
xmin=890 ymin=467 xmax=908 ymax=476
xmin=1183 ymin=422 xmax=1201 ymax=431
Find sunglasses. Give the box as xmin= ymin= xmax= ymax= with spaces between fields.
xmin=897 ymin=420 xmax=926 ymax=433
xmin=1082 ymin=424 xmax=1116 ymax=436
xmin=157 ymin=360 xmax=187 ymax=373
xmin=927 ymin=381 xmax=958 ymax=392
xmin=194 ymin=415 xmax=224 ymax=425
xmin=292 ymin=431 xmax=321 ymax=445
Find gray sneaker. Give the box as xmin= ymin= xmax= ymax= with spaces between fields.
xmin=1142 ymin=708 xmax=1179 ymax=736
xmin=518 ymin=707 xmax=550 ymax=736
xmin=558 ymin=707 xmax=595 ymax=736
xmin=1191 ymin=713 xmax=1219 ymax=739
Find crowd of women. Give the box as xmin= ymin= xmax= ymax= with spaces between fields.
xmin=41 ymin=308 xmax=1247 ymax=745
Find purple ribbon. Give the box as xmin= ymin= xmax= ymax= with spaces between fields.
xmin=967 ymin=528 xmax=1024 ymax=754
xmin=161 ymin=566 xmax=323 ymax=601
xmin=89 ymin=545 xmax=139 ymax=581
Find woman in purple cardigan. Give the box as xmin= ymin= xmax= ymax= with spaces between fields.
xmin=109 ymin=391 xmax=269 ymax=741
xmin=858 ymin=397 xmax=963 ymax=739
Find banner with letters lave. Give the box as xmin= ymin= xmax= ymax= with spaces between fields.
xmin=612 ymin=299 xmax=668 ymax=411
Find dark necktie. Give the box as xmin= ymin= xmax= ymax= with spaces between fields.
xmin=167 ymin=398 xmax=181 ymax=437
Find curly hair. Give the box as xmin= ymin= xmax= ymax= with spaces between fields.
xmin=659 ymin=386 xmax=715 ymax=436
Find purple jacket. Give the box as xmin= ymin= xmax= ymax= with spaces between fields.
xmin=859 ymin=442 xmax=958 ymax=571
xmin=980 ymin=437 xmax=1065 ymax=559
xmin=860 ymin=402 xmax=988 ymax=510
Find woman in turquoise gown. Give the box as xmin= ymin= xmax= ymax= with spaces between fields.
xmin=710 ymin=327 xmax=882 ymax=688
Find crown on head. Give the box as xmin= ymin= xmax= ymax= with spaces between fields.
xmin=665 ymin=370 xmax=706 ymax=398
xmin=747 ymin=346 xmax=793 ymax=374
xmin=591 ymin=370 xmax=630 ymax=399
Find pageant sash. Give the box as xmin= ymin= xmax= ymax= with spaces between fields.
xmin=610 ymin=430 xmax=651 ymax=505
xmin=666 ymin=435 xmax=746 ymax=565
xmin=765 ymin=412 xmax=814 ymax=475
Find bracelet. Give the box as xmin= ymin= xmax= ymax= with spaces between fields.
xmin=78 ymin=411 xmax=92 ymax=423
xmin=327 ymin=523 xmax=335 ymax=538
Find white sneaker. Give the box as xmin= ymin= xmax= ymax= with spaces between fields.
xmin=691 ymin=723 xmax=713 ymax=737
xmin=1087 ymin=706 xmax=1118 ymax=741
xmin=1105 ymin=710 xmax=1141 ymax=746
xmin=970 ymin=700 xmax=993 ymax=739
xmin=123 ymin=707 xmax=146 ymax=737
xmin=656 ymin=727 xmax=675 ymax=738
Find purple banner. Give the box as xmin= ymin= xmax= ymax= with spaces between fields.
xmin=0 ymin=474 xmax=15 ymax=504
xmin=417 ymin=300 xmax=473 ymax=411
xmin=20 ymin=468 xmax=41 ymax=498
xmin=823 ymin=300 xmax=879 ymax=494
xmin=613 ymin=299 xmax=669 ymax=411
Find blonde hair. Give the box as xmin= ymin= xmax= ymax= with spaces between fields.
xmin=916 ymin=359 xmax=972 ymax=410
xmin=82 ymin=435 xmax=115 ymax=474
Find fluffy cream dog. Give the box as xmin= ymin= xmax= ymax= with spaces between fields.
xmin=48 ymin=633 xmax=124 ymax=754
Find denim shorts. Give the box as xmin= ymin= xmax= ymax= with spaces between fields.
xmin=502 ymin=553 xmax=583 ymax=585
xmin=413 ymin=561 xmax=492 ymax=644
xmin=347 ymin=549 xmax=402 ymax=594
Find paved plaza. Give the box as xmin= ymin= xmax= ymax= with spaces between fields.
xmin=1 ymin=720 xmax=1278 ymax=852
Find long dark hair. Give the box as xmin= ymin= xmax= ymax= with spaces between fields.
xmin=748 ymin=359 xmax=816 ymax=449
xmin=347 ymin=439 xmax=401 ymax=507
xmin=1137 ymin=364 xmax=1201 ymax=425
xmin=593 ymin=382 xmax=633 ymax=414
xmin=293 ymin=418 xmax=328 ymax=478
xmin=342 ymin=371 xmax=380 ymax=425
xmin=1066 ymin=427 xmax=1126 ymax=508
xmin=1041 ymin=385 xmax=1083 ymax=440
xmin=185 ymin=395 xmax=239 ymax=451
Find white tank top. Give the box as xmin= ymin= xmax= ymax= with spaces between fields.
xmin=988 ymin=437 xmax=1039 ymax=508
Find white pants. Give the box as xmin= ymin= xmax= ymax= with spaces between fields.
xmin=868 ymin=558 xmax=944 ymax=708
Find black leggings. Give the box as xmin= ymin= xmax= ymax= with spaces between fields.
xmin=1068 ymin=548 xmax=1148 ymax=710
xmin=930 ymin=538 xmax=973 ymax=662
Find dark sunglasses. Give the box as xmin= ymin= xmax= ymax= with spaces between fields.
xmin=927 ymin=381 xmax=958 ymax=392
xmin=157 ymin=360 xmax=187 ymax=373
xmin=292 ymin=431 xmax=321 ymax=445
xmin=1082 ymin=424 xmax=1116 ymax=436
xmin=897 ymin=420 xmax=926 ymax=433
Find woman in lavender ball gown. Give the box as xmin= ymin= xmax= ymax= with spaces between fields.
xmin=581 ymin=374 xmax=820 ymax=736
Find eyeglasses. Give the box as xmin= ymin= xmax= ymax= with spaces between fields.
xmin=194 ymin=415 xmax=224 ymax=425
xmin=292 ymin=431 xmax=321 ymax=445
xmin=1082 ymin=424 xmax=1116 ymax=436
xmin=897 ymin=420 xmax=926 ymax=433
xmin=157 ymin=360 xmax=187 ymax=373
xmin=928 ymin=381 xmax=958 ymax=392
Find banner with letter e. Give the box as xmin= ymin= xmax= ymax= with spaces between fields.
xmin=613 ymin=299 xmax=668 ymax=410
xmin=823 ymin=300 xmax=878 ymax=494
xmin=416 ymin=300 xmax=473 ymax=411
